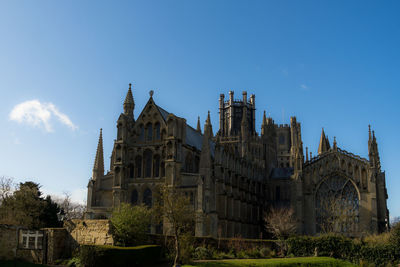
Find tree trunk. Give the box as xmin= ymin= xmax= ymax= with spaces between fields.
xmin=174 ymin=230 xmax=180 ymax=266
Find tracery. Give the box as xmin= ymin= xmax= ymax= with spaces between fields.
xmin=316 ymin=176 xmax=359 ymax=233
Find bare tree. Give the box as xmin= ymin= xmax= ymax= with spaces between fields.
xmin=53 ymin=191 xmax=86 ymax=220
xmin=154 ymin=185 xmax=194 ymax=267
xmin=317 ymin=194 xmax=358 ymax=234
xmin=264 ymin=206 xmax=297 ymax=240
xmin=0 ymin=176 xmax=14 ymax=203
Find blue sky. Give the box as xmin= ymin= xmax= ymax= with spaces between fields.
xmin=0 ymin=1 xmax=399 ymax=217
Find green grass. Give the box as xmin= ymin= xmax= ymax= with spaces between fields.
xmin=182 ymin=257 xmax=356 ymax=267
xmin=0 ymin=260 xmax=46 ymax=267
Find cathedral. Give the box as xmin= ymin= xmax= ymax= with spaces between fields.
xmin=86 ymin=84 xmax=389 ymax=238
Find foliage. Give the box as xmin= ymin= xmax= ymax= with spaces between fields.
xmin=110 ymin=203 xmax=152 ymax=246
xmin=153 ymin=185 xmax=195 ymax=266
xmin=264 ymin=206 xmax=297 ymax=240
xmin=79 ymin=244 xmax=162 ymax=267
xmin=389 ymin=220 xmax=400 ymax=247
xmin=0 ymin=181 xmax=61 ymax=228
xmin=287 ymin=233 xmax=400 ymax=266
xmin=194 ymin=246 xmax=212 ymax=260
xmin=181 ymin=257 xmax=356 ymax=267
xmin=363 ymin=232 xmax=390 ymax=245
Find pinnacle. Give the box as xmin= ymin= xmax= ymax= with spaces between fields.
xmin=124 ymin=83 xmax=134 ymax=105
xmin=93 ymin=128 xmax=104 ymax=176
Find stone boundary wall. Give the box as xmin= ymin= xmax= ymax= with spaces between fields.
xmin=0 ymin=224 xmax=44 ymax=263
xmin=64 ymin=219 xmax=114 ymax=246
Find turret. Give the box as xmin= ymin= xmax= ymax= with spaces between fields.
xmin=123 ymin=83 xmax=135 ymax=119
xmin=368 ymin=125 xmax=381 ymax=169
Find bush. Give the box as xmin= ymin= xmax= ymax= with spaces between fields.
xmin=259 ymin=247 xmax=272 ymax=258
xmin=110 ymin=203 xmax=152 ymax=246
xmin=193 ymin=247 xmax=211 ymax=260
xmin=79 ymin=244 xmax=162 ymax=267
xmin=389 ymin=221 xmax=400 ymax=247
xmin=179 ymin=233 xmax=195 ymax=264
xmin=287 ymin=234 xmax=400 ymax=266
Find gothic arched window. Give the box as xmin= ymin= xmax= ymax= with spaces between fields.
xmin=131 ymin=189 xmax=138 ymax=205
xmin=144 ymin=149 xmax=153 ymax=177
xmin=161 ymin=161 xmax=165 ymax=177
xmin=143 ymin=188 xmax=152 ymax=207
xmin=135 ymin=156 xmax=142 ymax=178
xmin=139 ymin=125 xmax=144 ymax=141
xmin=185 ymin=153 xmax=193 ymax=173
xmin=146 ymin=123 xmax=153 ymax=141
xmin=316 ymin=176 xmax=359 ymax=234
xmin=155 ymin=122 xmax=161 ymax=140
xmin=153 ymin=155 xmax=160 ymax=177
xmin=279 ymin=134 xmax=285 ymax=145
xmin=129 ymin=164 xmax=134 ymax=178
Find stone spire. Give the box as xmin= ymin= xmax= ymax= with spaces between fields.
xmin=318 ymin=128 xmax=330 ymax=155
xmin=197 ymin=116 xmax=202 ymax=133
xmin=93 ymin=128 xmax=104 ymax=179
xmin=204 ymin=111 xmax=213 ymax=138
xmin=333 ymin=136 xmax=337 ymax=150
xmin=123 ymin=83 xmax=135 ymax=118
xmin=262 ymin=110 xmax=267 ymax=126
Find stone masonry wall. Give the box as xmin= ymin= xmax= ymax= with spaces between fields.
xmin=64 ymin=219 xmax=113 ymax=246
xmin=44 ymin=228 xmax=70 ymax=264
xmin=0 ymin=225 xmax=44 ymax=263
xmin=0 ymin=225 xmax=18 ymax=260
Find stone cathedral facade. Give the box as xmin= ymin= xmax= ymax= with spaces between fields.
xmin=86 ymin=85 xmax=389 ymax=238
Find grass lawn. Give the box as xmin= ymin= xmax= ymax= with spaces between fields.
xmin=182 ymin=257 xmax=356 ymax=267
xmin=0 ymin=260 xmax=46 ymax=267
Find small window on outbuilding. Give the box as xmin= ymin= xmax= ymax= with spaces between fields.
xmin=19 ymin=230 xmax=44 ymax=250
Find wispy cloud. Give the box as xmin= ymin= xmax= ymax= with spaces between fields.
xmin=300 ymin=84 xmax=309 ymax=91
xmin=9 ymin=100 xmax=77 ymax=132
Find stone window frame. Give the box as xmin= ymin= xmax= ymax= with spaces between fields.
xmin=18 ymin=229 xmax=44 ymax=250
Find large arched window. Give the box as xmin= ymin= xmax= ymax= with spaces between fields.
xmin=129 ymin=164 xmax=134 ymax=178
xmin=316 ymin=176 xmax=359 ymax=234
xmin=153 ymin=155 xmax=160 ymax=177
xmin=139 ymin=125 xmax=145 ymax=141
xmin=161 ymin=161 xmax=165 ymax=177
xmin=155 ymin=122 xmax=161 ymax=140
xmin=144 ymin=150 xmax=153 ymax=177
xmin=131 ymin=189 xmax=138 ymax=205
xmin=135 ymin=156 xmax=142 ymax=178
xmin=185 ymin=153 xmax=193 ymax=173
xmin=146 ymin=123 xmax=153 ymax=141
xmin=143 ymin=188 xmax=152 ymax=207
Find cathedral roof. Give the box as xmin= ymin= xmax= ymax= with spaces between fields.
xmin=156 ymin=104 xmax=214 ymax=154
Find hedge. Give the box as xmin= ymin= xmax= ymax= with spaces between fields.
xmin=79 ymin=244 xmax=162 ymax=267
xmin=287 ymin=234 xmax=400 ymax=266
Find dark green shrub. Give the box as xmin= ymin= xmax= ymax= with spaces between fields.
xmin=193 ymin=246 xmax=211 ymax=260
xmin=79 ymin=244 xmax=162 ymax=267
xmin=389 ymin=222 xmax=400 ymax=247
xmin=287 ymin=236 xmax=314 ymax=256
xmin=110 ymin=203 xmax=152 ymax=246
xmin=259 ymin=247 xmax=272 ymax=258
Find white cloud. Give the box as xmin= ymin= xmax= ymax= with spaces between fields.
xmin=300 ymin=84 xmax=309 ymax=91
xmin=9 ymin=100 xmax=77 ymax=132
